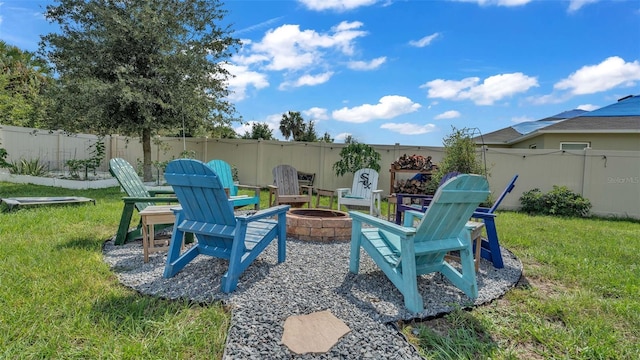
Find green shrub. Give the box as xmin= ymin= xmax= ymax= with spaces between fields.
xmin=520 ymin=185 xmax=592 ymax=217
xmin=9 ymin=158 xmax=48 ymax=176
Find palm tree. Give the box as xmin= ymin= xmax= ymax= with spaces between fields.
xmin=279 ymin=111 xmax=305 ymax=141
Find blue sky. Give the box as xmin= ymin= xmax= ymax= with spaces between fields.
xmin=2 ymin=0 xmax=639 ymax=146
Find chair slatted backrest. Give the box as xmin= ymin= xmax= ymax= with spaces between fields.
xmin=349 ymin=168 xmax=379 ymax=199
xmin=206 ymin=160 xmax=238 ymax=197
xmin=414 ymin=175 xmax=490 ymax=244
xmin=272 ymin=165 xmax=301 ymax=196
xmin=109 ymin=158 xmax=153 ymax=211
xmin=165 ymin=159 xmax=236 ymax=227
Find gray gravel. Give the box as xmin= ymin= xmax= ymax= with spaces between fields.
xmin=103 ymin=233 xmax=522 ymax=359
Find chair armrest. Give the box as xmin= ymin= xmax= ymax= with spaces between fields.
xmin=372 ymin=189 xmax=383 ymax=194
xmin=300 ymin=185 xmax=313 ymax=193
xmin=471 ymin=211 xmax=496 ymax=219
xmin=148 ymin=190 xmax=175 ymax=196
xmin=350 ymin=211 xmax=416 ymax=236
xmin=238 ymin=204 xmax=290 ymax=222
xmin=336 ymin=188 xmax=349 ymax=197
xmin=122 ymin=196 xmax=180 ymax=203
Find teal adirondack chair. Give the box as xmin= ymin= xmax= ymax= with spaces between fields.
xmin=109 ymin=158 xmax=179 ymax=245
xmin=206 ymin=159 xmax=260 ymax=210
xmin=349 ymin=174 xmax=490 ymax=313
xmin=163 ymin=159 xmax=290 ymax=293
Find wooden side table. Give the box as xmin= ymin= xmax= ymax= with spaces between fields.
xmin=386 ymin=195 xmax=397 ymax=221
xmin=315 ymin=188 xmax=335 ymax=209
xmin=140 ymin=205 xmax=181 ymax=263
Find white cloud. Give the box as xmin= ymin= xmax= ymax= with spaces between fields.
xmin=347 ymin=56 xmax=387 ymax=70
xmin=234 ymin=114 xmax=282 ymax=137
xmin=279 ymin=72 xmax=334 ymax=89
xmin=576 ymin=104 xmax=599 ymax=111
xmin=568 ymin=0 xmax=599 ymax=12
xmin=554 ymin=56 xmax=640 ymax=95
xmin=234 ymin=17 xmax=284 ymax=35
xmin=423 ymin=73 xmax=538 ymax=105
xmin=409 ymin=33 xmax=440 ymax=48
xmin=222 ymin=64 xmax=269 ymax=102
xmin=380 ymin=122 xmax=437 ymax=135
xmin=334 ymin=132 xmax=352 ymax=142
xmin=452 ymin=0 xmax=532 ymax=6
xmin=298 ymin=0 xmax=378 ymax=11
xmin=332 ymin=95 xmax=422 ymax=123
xmin=242 ymin=21 xmax=367 ymax=72
xmin=434 ymin=110 xmax=461 ymax=120
xmin=303 ymin=107 xmax=330 ymax=121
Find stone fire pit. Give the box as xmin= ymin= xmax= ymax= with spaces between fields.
xmin=286 ymin=208 xmax=352 ymax=242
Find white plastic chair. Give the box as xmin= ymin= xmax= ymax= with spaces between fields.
xmin=336 ymin=168 xmax=382 ymax=216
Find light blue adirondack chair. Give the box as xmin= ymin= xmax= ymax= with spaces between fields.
xmin=206 ymin=159 xmax=260 ymax=210
xmin=163 ymin=159 xmax=290 ymax=293
xmin=349 ymin=174 xmax=490 ymax=313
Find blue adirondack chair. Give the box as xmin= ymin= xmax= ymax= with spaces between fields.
xmin=349 ymin=174 xmax=490 ymax=313
xmin=472 ymin=174 xmax=519 ymax=268
xmin=206 ymin=159 xmax=260 ymax=210
xmin=163 ymin=159 xmax=290 ymax=293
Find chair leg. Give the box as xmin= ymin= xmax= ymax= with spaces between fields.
xmin=277 ymin=214 xmax=287 ymax=263
xmin=481 ymin=219 xmax=504 ymax=268
xmin=349 ymin=220 xmax=363 ymax=274
xmin=115 ymin=203 xmax=136 ymax=245
xmin=400 ymin=257 xmax=423 ymax=313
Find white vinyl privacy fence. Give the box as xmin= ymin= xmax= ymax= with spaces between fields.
xmin=1 ymin=125 xmax=638 ymax=219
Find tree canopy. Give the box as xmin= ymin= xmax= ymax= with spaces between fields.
xmin=39 ymin=0 xmax=239 ymax=180
xmin=332 ymin=137 xmax=381 ymax=177
xmin=242 ymin=122 xmax=274 ymax=140
xmin=0 ymin=41 xmax=53 ymax=127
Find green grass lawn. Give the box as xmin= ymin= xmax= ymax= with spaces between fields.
xmin=1 ymin=183 xmax=638 ymax=359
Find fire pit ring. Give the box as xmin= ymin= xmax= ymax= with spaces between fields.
xmin=286 ymin=208 xmax=352 ymax=242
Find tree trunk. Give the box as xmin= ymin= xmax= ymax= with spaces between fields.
xmin=142 ymin=128 xmax=152 ymax=182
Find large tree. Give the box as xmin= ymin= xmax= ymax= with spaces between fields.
xmin=40 ymin=0 xmax=240 ymax=181
xmin=0 ymin=41 xmax=52 ymax=127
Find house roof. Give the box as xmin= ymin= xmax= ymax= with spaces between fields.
xmin=477 ymin=95 xmax=640 ymax=145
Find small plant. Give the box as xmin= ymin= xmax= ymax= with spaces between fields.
xmin=428 ymin=126 xmax=487 ymax=194
xmin=65 ymin=137 xmax=106 ymax=180
xmin=333 ymin=137 xmax=381 ymax=177
xmin=0 ymin=146 xmax=10 ymax=169
xmin=520 ymin=185 xmax=592 ymax=217
xmin=9 ymin=158 xmax=48 ymax=176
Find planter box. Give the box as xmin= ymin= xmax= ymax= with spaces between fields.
xmin=0 ymin=173 xmax=118 ymax=190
